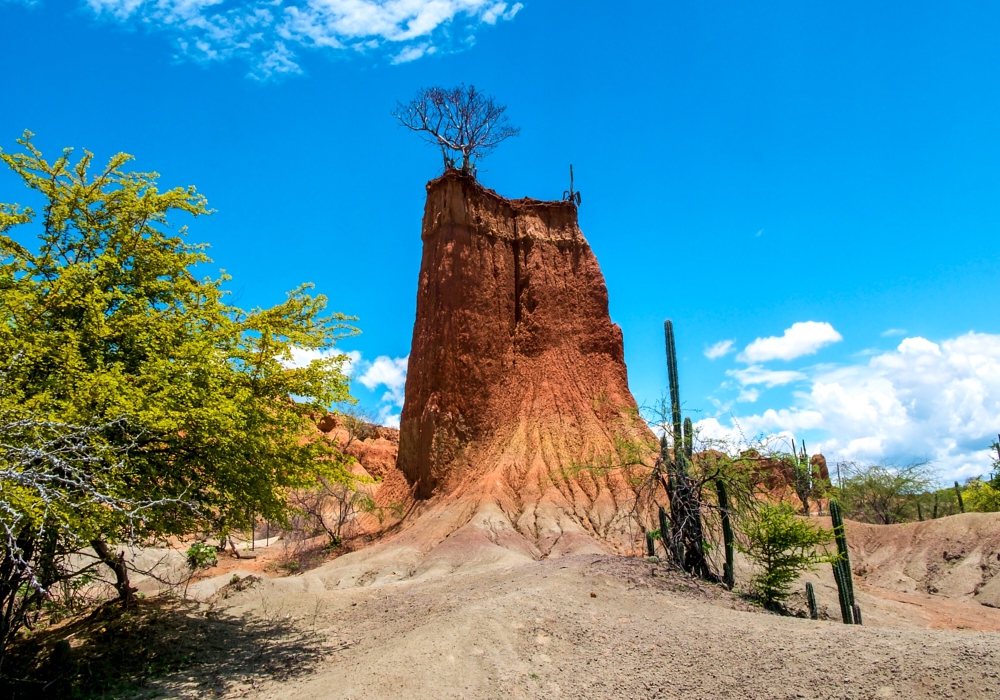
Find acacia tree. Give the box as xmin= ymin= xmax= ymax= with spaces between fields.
xmin=836 ymin=462 xmax=936 ymax=524
xmin=0 ymin=133 xmax=357 ymax=655
xmin=392 ymin=84 xmax=520 ymax=175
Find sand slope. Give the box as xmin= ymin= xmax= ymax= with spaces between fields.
xmin=148 ymin=554 xmax=1000 ymax=699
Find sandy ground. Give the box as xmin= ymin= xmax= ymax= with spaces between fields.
xmin=132 ymin=551 xmax=1000 ymax=700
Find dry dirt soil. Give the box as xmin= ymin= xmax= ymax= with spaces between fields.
xmin=129 ymin=530 xmax=1000 ymax=700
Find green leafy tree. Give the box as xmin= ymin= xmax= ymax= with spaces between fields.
xmin=738 ymin=502 xmax=834 ymax=609
xmin=961 ymin=478 xmax=1000 ymax=513
xmin=0 ymin=133 xmax=357 ymax=661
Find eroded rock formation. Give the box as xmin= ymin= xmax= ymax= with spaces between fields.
xmin=393 ymin=171 xmax=654 ymax=553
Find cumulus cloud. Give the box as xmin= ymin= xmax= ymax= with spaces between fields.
xmin=358 ymin=355 xmax=410 ymax=408
xmin=283 ymin=346 xmax=360 ymax=374
xmin=708 ymin=332 xmax=1000 ymax=481
xmin=727 ymin=365 xmax=806 ymax=388
xmin=738 ymin=321 xmax=843 ymax=363
xmin=82 ymin=0 xmax=523 ymax=77
xmin=704 ymin=340 xmax=734 ymax=360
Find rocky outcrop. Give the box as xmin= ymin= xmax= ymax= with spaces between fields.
xmin=394 ymin=171 xmax=655 ymax=553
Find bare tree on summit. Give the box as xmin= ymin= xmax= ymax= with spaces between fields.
xmin=393 ymin=84 xmax=520 ymax=176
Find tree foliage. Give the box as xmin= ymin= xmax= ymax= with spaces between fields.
xmin=835 ymin=461 xmax=936 ymax=524
xmin=392 ymin=84 xmax=520 ymax=175
xmin=961 ymin=478 xmax=1000 ymax=513
xmin=738 ymin=502 xmax=834 ymax=608
xmin=0 ymin=132 xmax=357 ymax=661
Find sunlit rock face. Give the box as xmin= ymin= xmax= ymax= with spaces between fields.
xmin=396 ymin=171 xmax=654 ymax=554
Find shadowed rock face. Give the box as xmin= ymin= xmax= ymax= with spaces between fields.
xmin=397 ymin=171 xmax=653 ymax=515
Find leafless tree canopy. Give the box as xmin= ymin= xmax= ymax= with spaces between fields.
xmin=393 ymin=84 xmax=520 ymax=175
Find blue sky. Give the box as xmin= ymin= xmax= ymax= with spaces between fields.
xmin=3 ymin=1 xmax=1000 ymax=481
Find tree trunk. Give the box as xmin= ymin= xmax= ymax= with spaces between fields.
xmin=90 ymin=539 xmax=136 ymax=607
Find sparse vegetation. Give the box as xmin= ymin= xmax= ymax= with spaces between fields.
xmin=290 ymin=478 xmax=376 ymax=547
xmin=834 ymin=461 xmax=936 ymax=524
xmin=738 ymin=502 xmax=834 ymax=609
xmin=339 ymin=406 xmax=379 ymax=448
xmin=393 ymin=84 xmax=520 ymax=175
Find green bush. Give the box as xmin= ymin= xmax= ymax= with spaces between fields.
xmin=962 ymin=478 xmax=1000 ymax=513
xmin=185 ymin=542 xmax=218 ymax=570
xmin=738 ymin=503 xmax=834 ymax=609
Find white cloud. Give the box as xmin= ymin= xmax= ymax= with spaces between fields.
xmin=727 ymin=365 xmax=806 ymax=387
xmin=376 ymin=404 xmax=401 ymax=429
xmin=283 ymin=346 xmax=360 ymax=374
xmin=881 ymin=328 xmax=908 ymax=337
xmin=738 ymin=321 xmax=843 ymax=363
xmin=83 ymin=0 xmax=523 ymax=77
xmin=357 ymin=354 xmax=408 ymax=408
xmin=704 ymin=339 xmax=734 ymax=360
xmin=737 ymin=388 xmax=760 ymax=403
xmin=710 ymin=332 xmax=1000 ymax=481
xmin=390 ymin=41 xmax=433 ymax=64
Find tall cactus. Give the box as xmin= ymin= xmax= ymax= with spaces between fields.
xmin=665 ymin=320 xmax=682 ymax=450
xmin=954 ymin=481 xmax=965 ymax=513
xmin=663 ymin=320 xmax=711 ymax=580
xmin=715 ymin=476 xmax=735 ymax=590
xmin=830 ymin=498 xmax=859 ymax=624
xmin=833 ymin=561 xmax=853 ymax=624
xmin=659 ymin=502 xmax=683 ymax=565
xmin=646 ymin=530 xmax=656 ymax=558
xmin=683 ymin=416 xmax=694 ymax=463
xmin=790 ymin=438 xmax=812 ymax=515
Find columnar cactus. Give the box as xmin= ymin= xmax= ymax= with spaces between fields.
xmin=830 ymin=498 xmax=859 ymax=624
xmin=790 ymin=438 xmax=813 ymax=515
xmin=806 ymin=581 xmax=818 ymax=620
xmin=683 ymin=416 xmax=694 ymax=462
xmin=715 ymin=476 xmax=735 ymax=590
xmin=954 ymin=481 xmax=965 ymax=513
xmin=833 ymin=562 xmax=853 ymax=624
xmin=646 ymin=530 xmax=656 ymax=558
xmin=658 ymin=505 xmax=670 ymax=551
xmin=663 ymin=320 xmax=711 ymax=580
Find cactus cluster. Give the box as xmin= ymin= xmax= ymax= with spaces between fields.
xmin=830 ymin=499 xmax=861 ymax=624
xmin=790 ymin=439 xmax=813 ymax=515
xmin=661 ymin=320 xmax=711 ymax=580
